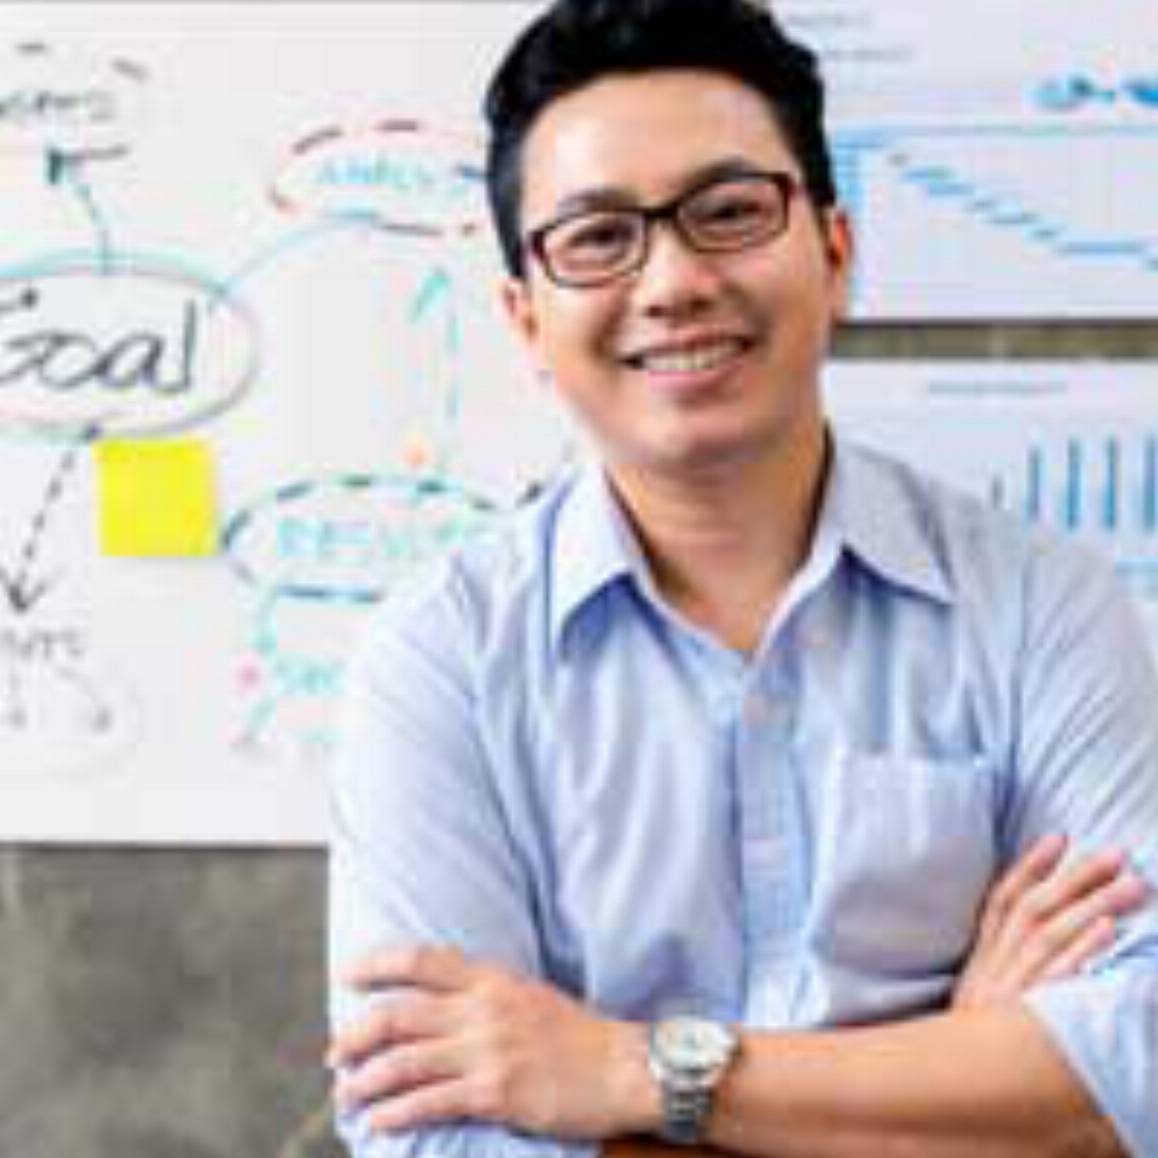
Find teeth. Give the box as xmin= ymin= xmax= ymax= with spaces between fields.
xmin=635 ymin=341 xmax=743 ymax=374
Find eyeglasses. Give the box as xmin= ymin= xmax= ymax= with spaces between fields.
xmin=524 ymin=169 xmax=800 ymax=289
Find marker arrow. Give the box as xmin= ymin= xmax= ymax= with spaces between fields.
xmin=0 ymin=566 xmax=56 ymax=615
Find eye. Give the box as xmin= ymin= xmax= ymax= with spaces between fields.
xmin=685 ymin=180 xmax=779 ymax=242
xmin=549 ymin=211 xmax=638 ymax=268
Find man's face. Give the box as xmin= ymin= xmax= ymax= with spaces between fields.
xmin=502 ymin=69 xmax=852 ymax=483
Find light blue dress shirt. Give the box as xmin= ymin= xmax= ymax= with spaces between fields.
xmin=329 ymin=439 xmax=1158 ymax=1157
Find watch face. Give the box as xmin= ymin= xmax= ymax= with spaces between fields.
xmin=655 ymin=1016 xmax=734 ymax=1072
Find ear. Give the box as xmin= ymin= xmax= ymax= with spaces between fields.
xmin=500 ymin=275 xmax=554 ymax=384
xmin=821 ymin=206 xmax=855 ymax=321
xmin=500 ymin=274 xmax=541 ymax=357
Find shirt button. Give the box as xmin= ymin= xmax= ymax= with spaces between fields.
xmin=709 ymin=689 xmax=743 ymax=724
xmin=744 ymin=694 xmax=773 ymax=725
xmin=803 ymin=624 xmax=828 ymax=650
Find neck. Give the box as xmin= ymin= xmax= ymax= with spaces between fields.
xmin=608 ymin=429 xmax=830 ymax=654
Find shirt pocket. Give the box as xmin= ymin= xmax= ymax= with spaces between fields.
xmin=805 ymin=749 xmax=999 ymax=982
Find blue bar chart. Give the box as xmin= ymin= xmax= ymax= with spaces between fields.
xmin=826 ymin=362 xmax=1158 ymax=643
xmin=781 ymin=0 xmax=1158 ymax=318
xmin=989 ymin=434 xmax=1158 ymax=536
xmin=832 ymin=127 xmax=1158 ymax=318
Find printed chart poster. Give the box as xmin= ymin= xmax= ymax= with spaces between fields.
xmin=826 ymin=362 xmax=1158 ymax=653
xmin=781 ymin=0 xmax=1158 ymax=318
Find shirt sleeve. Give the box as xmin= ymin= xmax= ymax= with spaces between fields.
xmin=1007 ymin=536 xmax=1158 ymax=1157
xmin=327 ymin=571 xmax=596 ymax=1158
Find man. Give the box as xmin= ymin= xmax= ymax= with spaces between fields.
xmin=327 ymin=1 xmax=1157 ymax=1154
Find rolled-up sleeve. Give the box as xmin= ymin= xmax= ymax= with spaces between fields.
xmin=1009 ymin=538 xmax=1158 ymax=1156
xmin=1026 ymin=962 xmax=1157 ymax=1158
xmin=327 ymin=570 xmax=595 ymax=1158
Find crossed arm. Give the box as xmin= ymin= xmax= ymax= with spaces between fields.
xmin=329 ymin=835 xmax=1146 ymax=1157
xmin=328 ymin=539 xmax=1158 ymax=1156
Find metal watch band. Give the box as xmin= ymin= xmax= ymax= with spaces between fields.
xmin=659 ymin=1084 xmax=713 ymax=1145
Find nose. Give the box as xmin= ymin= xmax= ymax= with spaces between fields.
xmin=630 ymin=221 xmax=723 ymax=319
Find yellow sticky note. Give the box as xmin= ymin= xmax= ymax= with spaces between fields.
xmin=97 ymin=438 xmax=218 ymax=557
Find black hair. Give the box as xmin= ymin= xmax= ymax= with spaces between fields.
xmin=482 ymin=0 xmax=837 ymax=278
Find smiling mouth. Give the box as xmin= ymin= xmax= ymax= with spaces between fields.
xmin=623 ymin=338 xmax=750 ymax=375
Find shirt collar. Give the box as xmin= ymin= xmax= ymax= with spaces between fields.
xmin=822 ymin=437 xmax=955 ymax=606
xmin=550 ymin=461 xmax=649 ymax=650
xmin=549 ymin=436 xmax=955 ymax=652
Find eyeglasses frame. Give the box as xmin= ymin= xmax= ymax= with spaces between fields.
xmin=523 ymin=168 xmax=802 ymax=289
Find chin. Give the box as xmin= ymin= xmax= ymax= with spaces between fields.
xmin=635 ymin=436 xmax=769 ymax=481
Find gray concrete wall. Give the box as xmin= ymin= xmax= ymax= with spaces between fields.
xmin=2 ymin=320 xmax=1155 ymax=1158
xmin=0 ymin=848 xmax=340 ymax=1158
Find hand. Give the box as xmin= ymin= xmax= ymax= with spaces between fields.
xmin=327 ymin=945 xmax=655 ymax=1140
xmin=952 ymin=833 xmax=1149 ymax=1011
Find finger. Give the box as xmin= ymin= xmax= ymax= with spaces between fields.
xmin=335 ymin=1038 xmax=462 ymax=1110
xmin=980 ymin=850 xmax=1133 ymax=988
xmin=988 ymin=846 xmax=1129 ymax=961
xmin=365 ymin=1075 xmax=481 ymax=1135
xmin=342 ymin=944 xmax=473 ymax=992
xmin=1040 ymin=916 xmax=1117 ymax=983
xmin=977 ymin=834 xmax=1069 ymax=943
xmin=327 ymin=991 xmax=447 ymax=1067
xmin=1024 ymin=848 xmax=1133 ymax=923
xmin=999 ymin=871 xmax=1148 ymax=989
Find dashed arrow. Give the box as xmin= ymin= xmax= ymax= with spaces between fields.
xmin=0 ymin=426 xmax=95 ymax=619
xmin=0 ymin=566 xmax=56 ymax=616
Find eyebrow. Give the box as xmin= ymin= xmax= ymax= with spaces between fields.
xmin=547 ymin=156 xmax=777 ymax=220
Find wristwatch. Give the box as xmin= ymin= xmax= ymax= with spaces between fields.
xmin=648 ymin=1016 xmax=740 ymax=1145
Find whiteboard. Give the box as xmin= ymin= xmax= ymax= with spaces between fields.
xmin=0 ymin=2 xmax=1153 ymax=844
xmin=0 ymin=3 xmax=573 ymax=843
